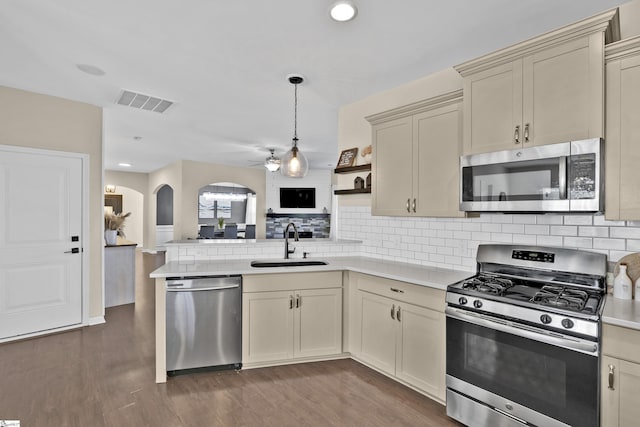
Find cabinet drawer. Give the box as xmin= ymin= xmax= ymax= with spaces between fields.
xmin=354 ymin=273 xmax=444 ymax=312
xmin=602 ymin=324 xmax=640 ymax=364
xmin=243 ymin=271 xmax=342 ymax=293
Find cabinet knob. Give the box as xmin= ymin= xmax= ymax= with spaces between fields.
xmin=289 ymin=295 xmax=294 ymax=310
xmin=412 ymin=198 xmax=416 ymax=213
xmin=391 ymin=304 xmax=396 ymax=320
xmin=514 ymin=125 xmax=520 ymax=144
xmin=396 ymin=306 xmax=401 ymax=322
xmin=406 ymin=199 xmax=411 ymax=213
xmin=524 ymin=123 xmax=530 ymax=143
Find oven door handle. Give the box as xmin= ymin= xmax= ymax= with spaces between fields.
xmin=445 ymin=307 xmax=598 ymax=356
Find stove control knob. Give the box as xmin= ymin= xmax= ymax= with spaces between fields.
xmin=561 ymin=318 xmax=574 ymax=329
xmin=458 ymin=297 xmax=468 ymax=305
xmin=473 ymin=300 xmax=483 ymax=309
xmin=540 ymin=314 xmax=552 ymax=324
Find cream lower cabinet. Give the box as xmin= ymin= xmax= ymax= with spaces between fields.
xmin=242 ymin=272 xmax=343 ymax=366
xmin=605 ymin=37 xmax=640 ymax=220
xmin=601 ymin=323 xmax=640 ymax=426
xmin=353 ymin=273 xmax=446 ymax=402
xmin=367 ymin=91 xmax=463 ymax=218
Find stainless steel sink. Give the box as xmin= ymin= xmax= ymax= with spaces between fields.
xmin=250 ymin=259 xmax=328 ymax=268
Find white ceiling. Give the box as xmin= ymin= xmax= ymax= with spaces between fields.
xmin=0 ymin=0 xmax=625 ymax=173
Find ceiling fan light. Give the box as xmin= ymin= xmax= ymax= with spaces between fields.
xmin=264 ymin=149 xmax=281 ymax=172
xmin=330 ymin=1 xmax=357 ymax=22
xmin=265 ymin=158 xmax=281 ymax=172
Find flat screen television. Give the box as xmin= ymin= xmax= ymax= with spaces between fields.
xmin=280 ymin=188 xmax=315 ymax=208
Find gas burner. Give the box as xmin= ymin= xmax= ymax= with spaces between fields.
xmin=462 ymin=274 xmax=514 ymax=295
xmin=531 ymin=285 xmax=588 ymax=312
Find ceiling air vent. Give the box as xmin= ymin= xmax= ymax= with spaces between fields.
xmin=116 ymin=90 xmax=174 ymax=113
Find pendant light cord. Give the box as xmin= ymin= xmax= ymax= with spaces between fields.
xmin=293 ymin=82 xmax=298 ymax=145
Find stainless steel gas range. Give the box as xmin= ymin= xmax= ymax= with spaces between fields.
xmin=445 ymin=244 xmax=607 ymax=427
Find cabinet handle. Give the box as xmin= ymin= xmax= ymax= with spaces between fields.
xmin=406 ymin=198 xmax=411 ymax=213
xmin=390 ymin=287 xmax=404 ymax=294
xmin=524 ymin=123 xmax=530 ymax=143
xmin=396 ymin=306 xmax=401 ymax=322
xmin=296 ymin=294 xmax=301 ymax=308
xmin=514 ymin=125 xmax=520 ymax=144
xmin=289 ymin=295 xmax=294 ymax=310
xmin=412 ymin=198 xmax=416 ymax=213
xmin=391 ymin=304 xmax=395 ymax=320
xmin=608 ymin=364 xmax=615 ymax=390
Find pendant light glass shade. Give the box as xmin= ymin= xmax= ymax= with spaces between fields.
xmin=280 ymin=142 xmax=308 ymax=178
xmin=281 ymin=75 xmax=309 ymax=178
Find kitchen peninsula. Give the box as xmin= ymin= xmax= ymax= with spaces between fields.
xmin=151 ymin=238 xmax=472 ymax=405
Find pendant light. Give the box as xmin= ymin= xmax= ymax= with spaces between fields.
xmin=264 ymin=149 xmax=281 ymax=172
xmin=280 ymin=75 xmax=309 ymax=178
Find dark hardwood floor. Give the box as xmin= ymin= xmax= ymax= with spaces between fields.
xmin=0 ymin=251 xmax=462 ymax=426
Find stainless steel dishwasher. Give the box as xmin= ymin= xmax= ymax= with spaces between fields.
xmin=166 ymin=275 xmax=242 ymax=374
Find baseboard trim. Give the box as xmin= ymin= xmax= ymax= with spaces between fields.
xmin=241 ymin=353 xmax=350 ymax=370
xmin=89 ymin=316 xmax=105 ymax=325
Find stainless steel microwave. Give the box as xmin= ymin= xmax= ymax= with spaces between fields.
xmin=460 ymin=138 xmax=604 ymax=213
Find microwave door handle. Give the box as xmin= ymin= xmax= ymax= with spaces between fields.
xmin=558 ymin=156 xmax=567 ymax=200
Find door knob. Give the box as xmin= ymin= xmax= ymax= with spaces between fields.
xmin=64 ymin=248 xmax=80 ymax=254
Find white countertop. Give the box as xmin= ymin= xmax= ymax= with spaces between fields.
xmin=150 ymin=256 xmax=473 ymax=291
xmin=163 ymin=238 xmax=361 ymax=246
xmin=602 ymin=295 xmax=640 ymax=331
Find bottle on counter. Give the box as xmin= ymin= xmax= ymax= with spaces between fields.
xmin=614 ymin=263 xmax=633 ymax=300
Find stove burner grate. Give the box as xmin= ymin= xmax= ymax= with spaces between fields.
xmin=462 ymin=275 xmax=514 ymax=295
xmin=531 ymin=285 xmax=588 ymax=312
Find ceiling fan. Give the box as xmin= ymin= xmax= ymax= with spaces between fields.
xmin=247 ymin=148 xmax=281 ymax=172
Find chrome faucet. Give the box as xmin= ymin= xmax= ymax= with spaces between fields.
xmin=284 ymin=222 xmax=299 ymax=259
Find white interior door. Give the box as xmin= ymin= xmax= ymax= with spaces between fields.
xmin=0 ymin=148 xmax=83 ymax=340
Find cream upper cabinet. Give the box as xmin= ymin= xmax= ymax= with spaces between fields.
xmin=456 ymin=9 xmax=617 ymax=154
xmin=605 ymin=37 xmax=640 ymax=220
xmin=601 ymin=323 xmax=640 ymax=427
xmin=462 ymin=60 xmax=523 ymax=153
xmin=370 ymin=116 xmax=413 ymax=216
xmin=368 ymin=91 xmax=464 ymax=218
xmin=242 ymin=272 xmax=343 ymax=366
xmin=351 ymin=272 xmax=447 ymax=403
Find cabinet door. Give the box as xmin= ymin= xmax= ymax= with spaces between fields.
xmin=606 ymin=49 xmax=640 ymax=220
xmin=242 ymin=291 xmax=294 ymax=364
xmin=359 ymin=291 xmax=396 ymax=375
xmin=371 ymin=116 xmax=413 ymax=216
xmin=601 ymin=356 xmax=640 ymax=427
xmin=462 ymin=60 xmax=523 ymax=154
xmin=413 ymin=101 xmax=464 ymax=217
xmin=395 ymin=302 xmax=445 ymax=401
xmin=294 ymin=288 xmax=342 ymax=358
xmin=522 ymin=34 xmax=604 ymax=146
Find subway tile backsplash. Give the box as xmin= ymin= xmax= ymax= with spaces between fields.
xmin=337 ymin=206 xmax=639 ymax=272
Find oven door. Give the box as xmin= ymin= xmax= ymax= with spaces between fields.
xmin=446 ymin=307 xmax=599 ymax=427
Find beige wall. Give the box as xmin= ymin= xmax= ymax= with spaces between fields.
xmin=0 ymin=85 xmax=103 ymax=318
xmin=148 ymin=161 xmax=183 ymax=248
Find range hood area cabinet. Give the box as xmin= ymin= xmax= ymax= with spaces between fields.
xmin=366 ymin=90 xmax=464 ymax=218
xmin=605 ymin=36 xmax=640 ymax=221
xmin=454 ymin=8 xmax=618 ymax=155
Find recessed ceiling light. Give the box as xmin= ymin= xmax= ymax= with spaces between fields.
xmin=76 ymin=63 xmax=106 ymax=76
xmin=330 ymin=1 xmax=358 ymax=22
xmin=118 ymin=163 xmax=131 ymax=168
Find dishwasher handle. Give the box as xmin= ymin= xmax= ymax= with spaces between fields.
xmin=167 ymin=284 xmax=240 ymax=292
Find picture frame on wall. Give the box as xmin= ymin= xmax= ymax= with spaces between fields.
xmin=336 ymin=147 xmax=358 ymax=169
